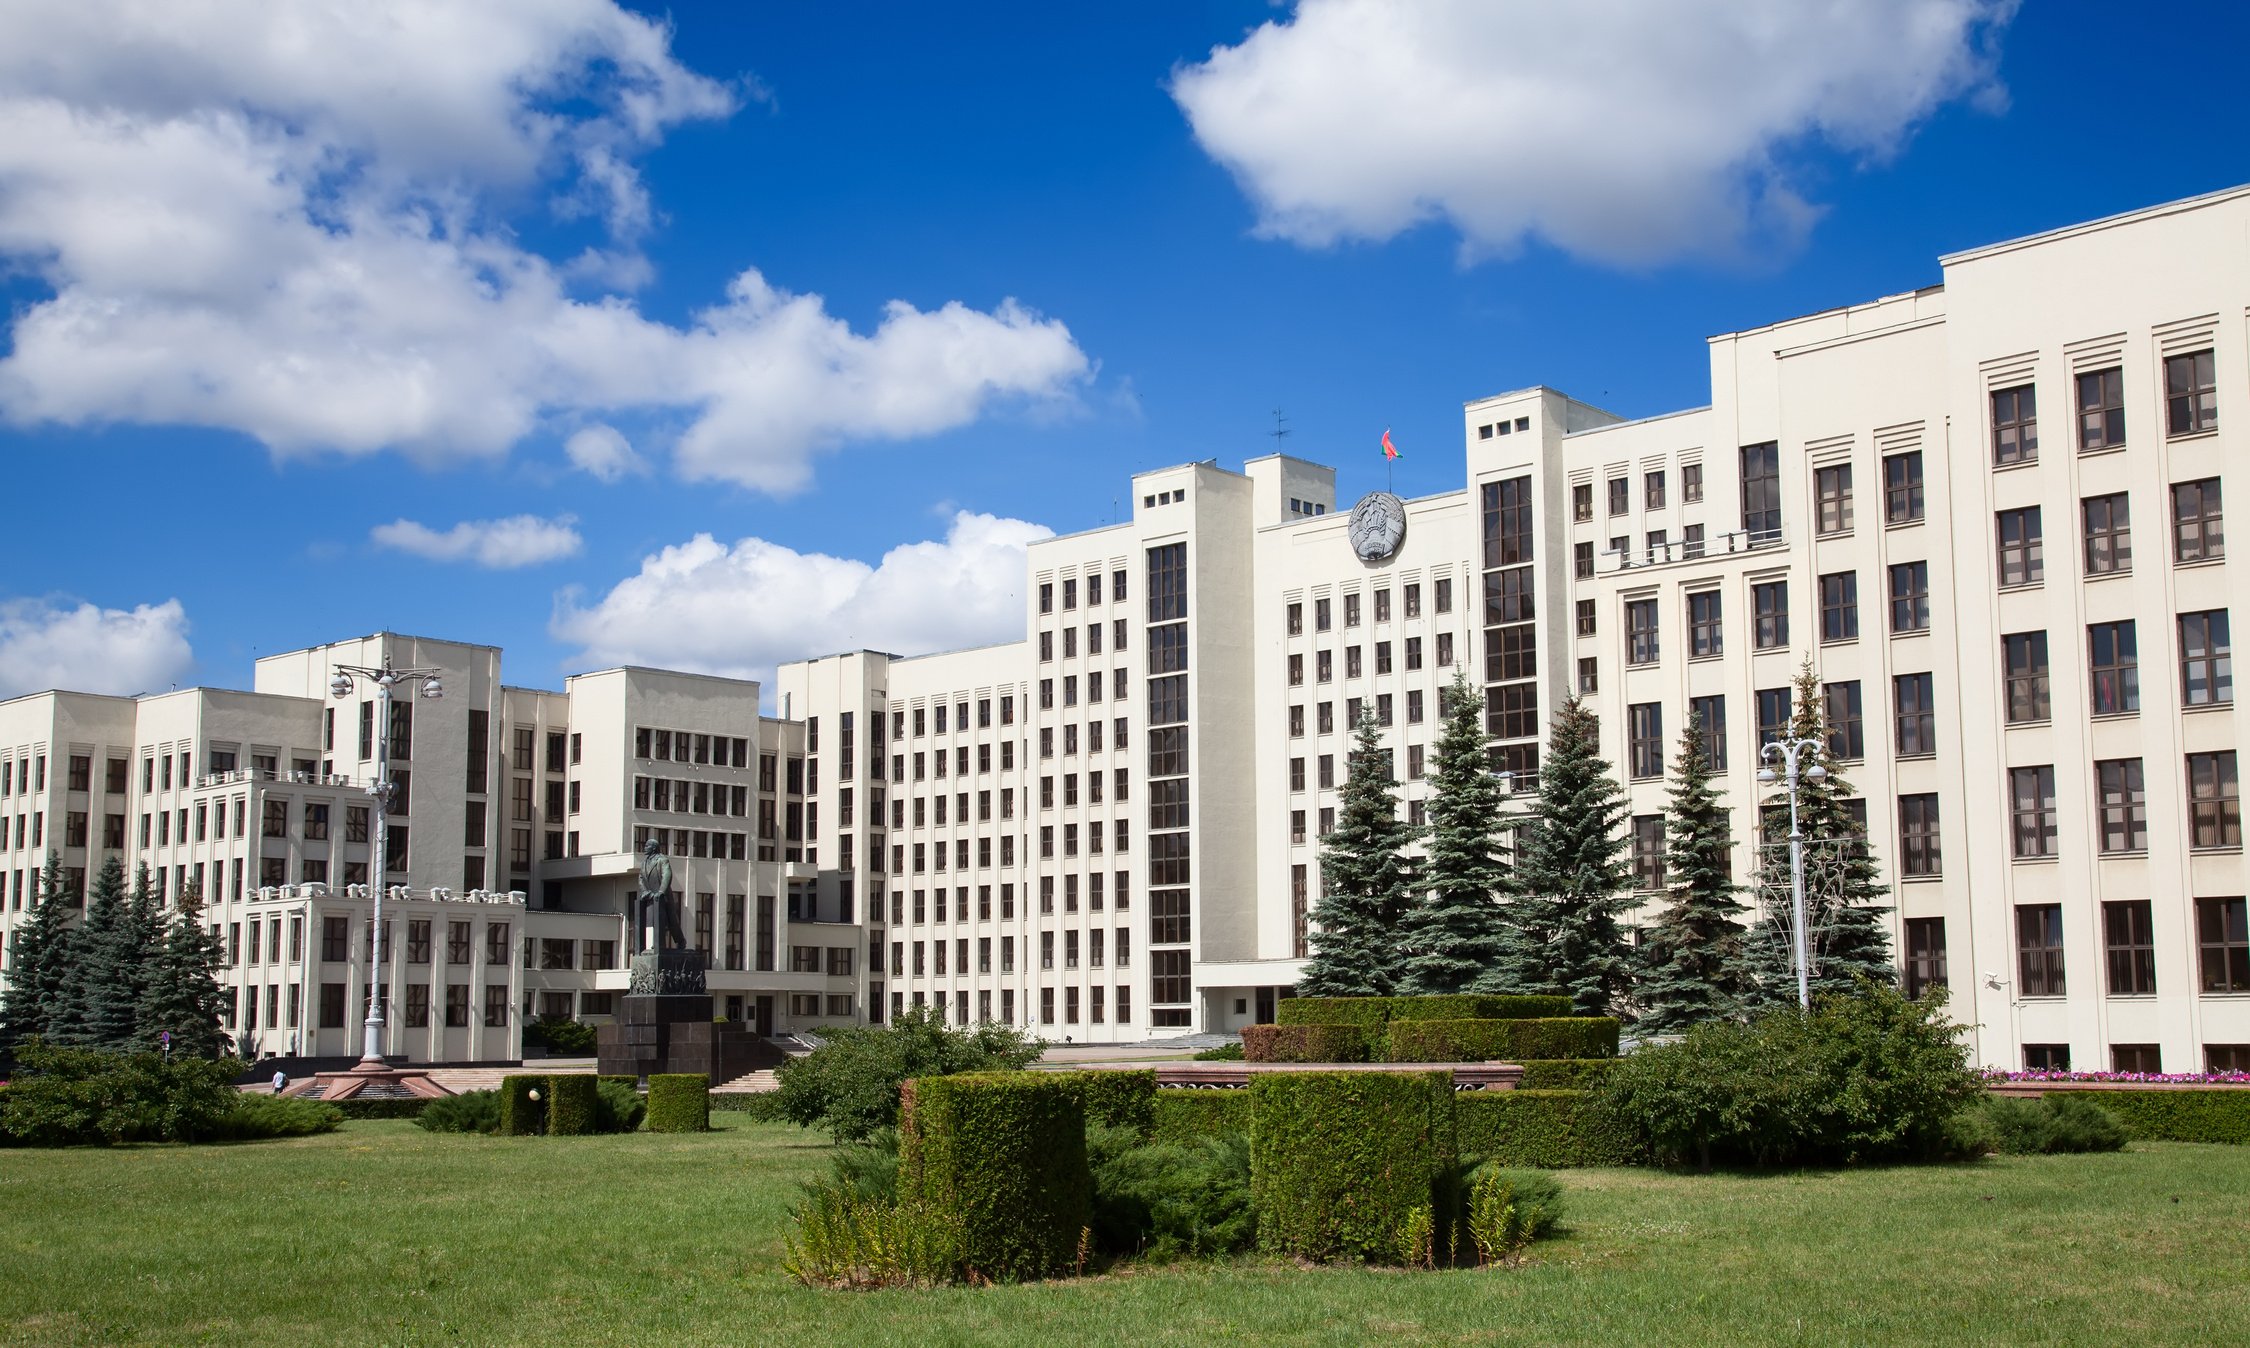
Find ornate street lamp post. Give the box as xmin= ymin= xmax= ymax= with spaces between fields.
xmin=1756 ymin=736 xmax=1827 ymax=1012
xmin=330 ymin=657 xmax=445 ymax=1068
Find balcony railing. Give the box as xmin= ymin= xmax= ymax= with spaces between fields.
xmin=1605 ymin=526 xmax=1785 ymax=575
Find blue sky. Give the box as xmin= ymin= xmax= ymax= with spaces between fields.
xmin=3 ymin=1 xmax=2248 ymax=701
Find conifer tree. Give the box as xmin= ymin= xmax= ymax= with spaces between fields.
xmin=1301 ymin=707 xmax=1420 ymax=997
xmin=1482 ymin=694 xmax=1634 ymax=1016
xmin=1402 ymin=671 xmax=1513 ymax=994
xmin=0 ymin=853 xmax=78 ymax=1054
xmin=137 ymin=879 xmax=233 ymax=1058
xmin=1637 ymin=714 xmax=1749 ymax=1032
xmin=1742 ymin=662 xmax=1896 ymax=1010
xmin=54 ymin=855 xmax=140 ymax=1047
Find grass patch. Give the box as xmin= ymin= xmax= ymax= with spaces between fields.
xmin=1 ymin=1122 xmax=2246 ymax=1344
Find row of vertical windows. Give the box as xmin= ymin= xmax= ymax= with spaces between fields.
xmin=1988 ymin=352 xmax=2218 ymax=468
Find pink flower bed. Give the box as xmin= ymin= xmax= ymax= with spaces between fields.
xmin=1980 ymin=1069 xmax=2250 ymax=1085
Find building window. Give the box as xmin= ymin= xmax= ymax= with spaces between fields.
xmin=2076 ymin=366 xmax=2125 ymax=451
xmin=1903 ymin=917 xmax=1947 ymax=999
xmin=1688 ymin=695 xmax=1725 ymax=772
xmin=1572 ymin=483 xmax=1593 ymax=521
xmin=1574 ymin=541 xmax=1594 ymax=579
xmin=2200 ymin=897 xmax=2250 ymax=993
xmin=1822 ymin=682 xmax=1863 ymax=761
xmin=2172 ymin=478 xmax=2224 ymax=563
xmin=1630 ymin=815 xmax=1665 ymax=890
xmin=1577 ymin=658 xmax=1598 ymax=694
xmin=1751 ymin=581 xmax=1788 ymax=649
xmin=1627 ymin=703 xmax=1663 ymax=779
xmin=1990 ymin=384 xmax=2037 ymax=465
xmin=1815 ymin=463 xmax=1853 ymax=534
xmin=1888 ymin=562 xmax=1929 ymax=633
xmin=2095 ymin=759 xmax=2147 ymax=853
xmin=1892 ymin=672 xmax=1935 ymax=755
xmin=2087 ymin=620 xmax=2139 ymax=716
xmin=1626 ymin=599 xmax=1659 ymax=666
xmin=2016 ymin=904 xmax=2066 ymax=997
xmin=2082 ymin=492 xmax=2131 ymax=575
xmin=1574 ymin=600 xmax=1596 ymax=637
xmin=1754 ymin=687 xmax=1791 ymax=747
xmin=2002 ymin=631 xmax=2050 ymax=723
xmin=1608 ymin=476 xmax=1629 ymax=516
xmin=1995 ymin=507 xmax=2043 ymax=587
xmin=2187 ymin=751 xmax=2240 ymax=849
xmin=2180 ymin=610 xmax=2232 ymax=706
xmin=2009 ymin=765 xmax=2057 ymax=859
xmin=1739 ymin=442 xmax=1781 ymax=541
xmin=2166 ymin=348 xmax=2217 ymax=436
xmin=1644 ymin=469 xmax=1666 ymax=510
xmin=1897 ymin=793 xmax=1941 ymax=877
xmin=2103 ymin=900 xmax=2155 ymax=996
xmin=2111 ymin=1044 xmax=2161 ymax=1074
xmin=2023 ymin=1044 xmax=2070 ymax=1072
xmin=1883 ymin=451 xmax=1924 ymax=525
xmin=1818 ymin=572 xmax=1858 ymax=644
xmin=1681 ymin=590 xmax=1722 ymax=659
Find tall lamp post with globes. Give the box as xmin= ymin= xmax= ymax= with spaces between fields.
xmin=1757 ymin=736 xmax=1826 ymax=1012
xmin=330 ymin=657 xmax=444 ymax=1069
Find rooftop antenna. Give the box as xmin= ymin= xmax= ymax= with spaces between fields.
xmin=1269 ymin=408 xmax=1291 ymax=449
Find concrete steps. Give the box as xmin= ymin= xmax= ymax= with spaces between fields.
xmin=715 ymin=1069 xmax=779 ymax=1094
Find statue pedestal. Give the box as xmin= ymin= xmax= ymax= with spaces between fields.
xmin=596 ymin=949 xmax=782 ymax=1085
xmin=627 ymin=948 xmax=708 ymax=997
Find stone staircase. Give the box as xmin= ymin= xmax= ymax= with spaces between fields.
xmin=715 ymin=1068 xmax=779 ymax=1094
xmin=426 ymin=1061 xmax=595 ymax=1093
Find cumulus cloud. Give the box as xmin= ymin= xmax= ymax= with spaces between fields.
xmin=564 ymin=424 xmax=646 ymax=482
xmin=371 ymin=515 xmax=584 ymax=568
xmin=553 ymin=511 xmax=1052 ymax=682
xmin=0 ymin=598 xmax=194 ymax=699
xmin=0 ymin=1 xmax=1091 ymax=490
xmin=1172 ymin=0 xmax=2017 ymax=266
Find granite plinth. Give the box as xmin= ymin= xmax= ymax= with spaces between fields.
xmin=595 ymin=992 xmax=784 ymax=1083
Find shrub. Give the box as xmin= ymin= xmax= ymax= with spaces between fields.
xmin=830 ymin=1127 xmax=903 ymax=1202
xmin=1088 ymin=1122 xmax=1256 ymax=1260
xmin=1055 ymin=1069 xmax=1157 ymax=1134
xmin=2055 ymin=1089 xmax=2250 ymax=1145
xmin=898 ymin=1072 xmax=1092 ymax=1280
xmin=647 ymin=1074 xmax=710 ymax=1133
xmin=783 ymin=1179 xmax=963 ymax=1289
xmin=1387 ymin=995 xmax=1575 ymax=1022
xmin=0 ymin=1041 xmax=243 ymax=1146
xmin=1950 ymin=1094 xmax=2128 ymax=1156
xmin=1249 ymin=1071 xmax=1453 ymax=1263
xmin=209 ymin=1093 xmax=344 ymax=1141
xmin=595 ymin=1080 xmax=646 ymax=1133
xmin=1463 ymin=1164 xmax=1563 ymax=1264
xmin=711 ymin=1091 xmax=791 ymax=1121
xmin=1150 ymin=1088 xmax=1251 ymax=1144
xmin=327 ymin=1096 xmax=433 ymax=1121
xmin=1241 ymin=1023 xmax=1369 ymax=1063
xmin=1516 ymin=1058 xmax=1619 ymax=1091
xmin=774 ymin=1005 xmax=1042 ymax=1142
xmin=1601 ymin=983 xmax=1980 ymax=1168
xmin=416 ymin=1089 xmax=502 ymax=1135
xmin=527 ymin=1017 xmax=599 ymax=1055
xmin=1275 ymin=996 xmax=1393 ymax=1031
xmin=1385 ymin=1018 xmax=1620 ymax=1063
xmin=546 ymin=1074 xmax=600 ymax=1136
xmin=1192 ymin=1042 xmax=1246 ymax=1061
xmin=1455 ymin=1090 xmax=1639 ymax=1167
xmin=498 ymin=1074 xmax=546 ymax=1136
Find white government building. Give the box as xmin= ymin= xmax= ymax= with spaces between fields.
xmin=4 ymin=185 xmax=2248 ymax=1074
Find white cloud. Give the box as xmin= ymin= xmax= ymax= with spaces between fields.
xmin=564 ymin=424 xmax=646 ymax=482
xmin=1172 ymin=0 xmax=2017 ymax=266
xmin=0 ymin=1 xmax=1091 ymax=490
xmin=0 ymin=598 xmax=194 ymax=699
xmin=552 ymin=511 xmax=1052 ymax=682
xmin=371 ymin=515 xmax=584 ymax=569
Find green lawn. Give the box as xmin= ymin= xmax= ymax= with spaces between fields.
xmin=2 ymin=1122 xmax=2245 ymax=1346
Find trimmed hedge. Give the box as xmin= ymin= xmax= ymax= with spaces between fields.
xmin=1249 ymin=1071 xmax=1455 ymax=1263
xmin=1056 ymin=1069 xmax=1158 ymax=1134
xmin=1516 ymin=1058 xmax=1619 ymax=1091
xmin=647 ymin=1073 xmax=710 ymax=1133
xmin=1150 ymin=1088 xmax=1252 ymax=1144
xmin=899 ymin=1072 xmax=1091 ymax=1280
xmin=1455 ymin=1089 xmax=1639 ymax=1168
xmin=1387 ymin=995 xmax=1576 ymax=1022
xmin=1242 ymin=1024 xmax=1371 ymax=1063
xmin=326 ymin=1095 xmax=433 ymax=1120
xmin=547 ymin=1074 xmax=600 ymax=1136
xmin=498 ymin=1074 xmax=545 ymax=1136
xmin=2046 ymin=1089 xmax=2250 ymax=1145
xmin=711 ymin=1091 xmax=790 ymax=1120
xmin=1385 ymin=1018 xmax=1620 ymax=1063
xmin=1275 ymin=997 xmax=1393 ymax=1033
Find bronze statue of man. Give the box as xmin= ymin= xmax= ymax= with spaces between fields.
xmin=637 ymin=837 xmax=686 ymax=951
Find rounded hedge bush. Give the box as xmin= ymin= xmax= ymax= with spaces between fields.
xmin=647 ymin=1073 xmax=711 ymax=1133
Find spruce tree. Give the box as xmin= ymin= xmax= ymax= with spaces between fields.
xmin=0 ymin=853 xmax=78 ymax=1053
xmin=1401 ymin=670 xmax=1512 ymax=994
xmin=1637 ymin=714 xmax=1749 ymax=1033
xmin=1742 ymin=662 xmax=1896 ymax=1010
xmin=1301 ymin=707 xmax=1420 ymax=997
xmin=1482 ymin=694 xmax=1634 ymax=1016
xmin=137 ymin=879 xmax=232 ymax=1058
xmin=55 ymin=855 xmax=138 ymax=1047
